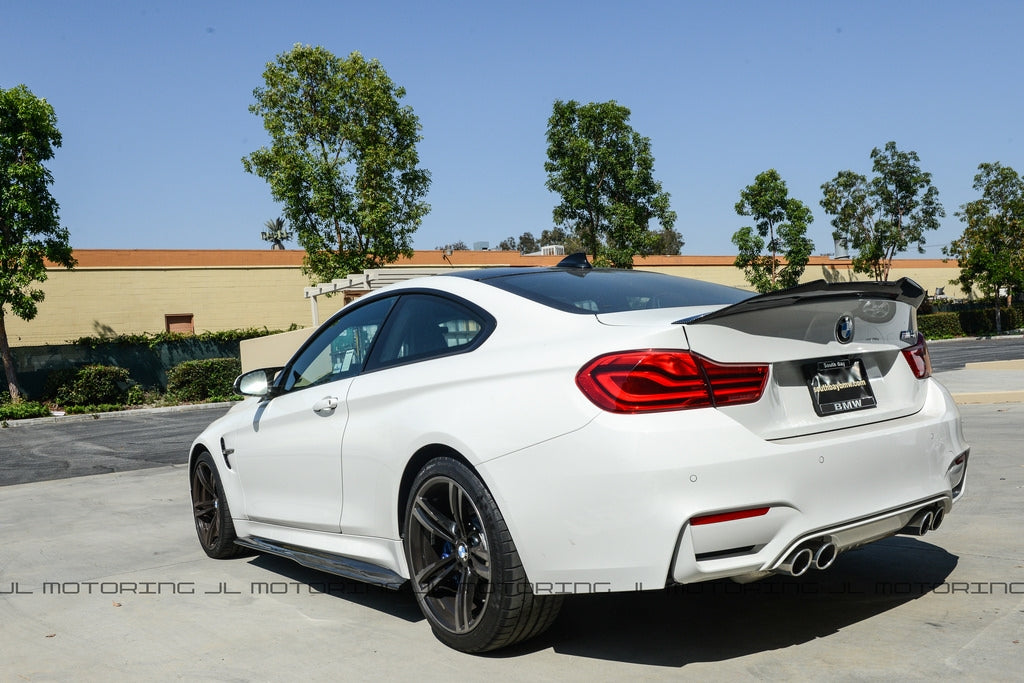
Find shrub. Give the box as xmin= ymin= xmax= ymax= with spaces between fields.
xmin=45 ymin=365 xmax=131 ymax=406
xmin=918 ymin=312 xmax=963 ymax=339
xmin=0 ymin=400 xmax=51 ymax=422
xmin=166 ymin=358 xmax=242 ymax=402
xmin=957 ymin=307 xmax=1022 ymax=336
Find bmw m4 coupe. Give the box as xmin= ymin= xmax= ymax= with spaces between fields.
xmin=189 ymin=255 xmax=968 ymax=652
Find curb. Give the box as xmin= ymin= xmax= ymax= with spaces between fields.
xmin=1 ymin=401 xmax=236 ymax=429
xmin=950 ymin=391 xmax=1024 ymax=405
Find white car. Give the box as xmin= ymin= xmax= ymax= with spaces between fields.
xmin=189 ymin=256 xmax=969 ymax=652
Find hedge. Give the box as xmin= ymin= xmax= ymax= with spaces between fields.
xmin=920 ymin=307 xmax=1022 ymax=338
xmin=166 ymin=358 xmax=242 ymax=402
xmin=44 ymin=365 xmax=132 ymax=406
xmin=918 ymin=312 xmax=963 ymax=339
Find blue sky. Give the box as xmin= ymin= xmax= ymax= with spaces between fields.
xmin=4 ymin=1 xmax=1022 ymax=256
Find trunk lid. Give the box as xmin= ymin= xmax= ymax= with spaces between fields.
xmin=682 ymin=278 xmax=928 ymax=440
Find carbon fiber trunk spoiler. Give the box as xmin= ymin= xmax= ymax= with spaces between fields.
xmin=682 ymin=278 xmax=926 ymax=325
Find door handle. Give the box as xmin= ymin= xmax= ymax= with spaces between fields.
xmin=312 ymin=396 xmax=339 ymax=414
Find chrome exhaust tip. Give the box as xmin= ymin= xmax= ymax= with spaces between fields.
xmin=930 ymin=506 xmax=944 ymax=532
xmin=901 ymin=509 xmax=933 ymax=537
xmin=813 ymin=540 xmax=838 ymax=571
xmin=778 ymin=547 xmax=814 ymax=577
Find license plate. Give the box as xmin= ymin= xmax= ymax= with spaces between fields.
xmin=806 ymin=358 xmax=876 ymax=416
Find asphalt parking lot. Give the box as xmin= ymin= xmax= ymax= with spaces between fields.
xmin=1 ymin=399 xmax=1022 ymax=680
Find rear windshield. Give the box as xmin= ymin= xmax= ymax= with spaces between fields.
xmin=477 ymin=269 xmax=752 ymax=314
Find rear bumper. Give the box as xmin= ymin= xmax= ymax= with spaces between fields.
xmin=478 ymin=378 xmax=968 ymax=593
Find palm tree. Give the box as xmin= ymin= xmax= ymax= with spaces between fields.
xmin=260 ymin=218 xmax=293 ymax=250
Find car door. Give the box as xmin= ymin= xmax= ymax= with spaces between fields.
xmin=337 ymin=292 xmax=495 ymax=537
xmin=226 ymin=296 xmax=396 ymax=532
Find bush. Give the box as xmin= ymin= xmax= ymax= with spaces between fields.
xmin=957 ymin=307 xmax=1022 ymax=336
xmin=166 ymin=358 xmax=242 ymax=402
xmin=918 ymin=312 xmax=963 ymax=339
xmin=0 ymin=400 xmax=51 ymax=422
xmin=45 ymin=365 xmax=131 ymax=406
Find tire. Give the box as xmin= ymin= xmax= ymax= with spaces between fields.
xmin=190 ymin=451 xmax=242 ymax=559
xmin=403 ymin=457 xmax=562 ymax=652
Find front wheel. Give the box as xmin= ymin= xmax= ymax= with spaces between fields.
xmin=403 ymin=457 xmax=562 ymax=652
xmin=190 ymin=451 xmax=242 ymax=559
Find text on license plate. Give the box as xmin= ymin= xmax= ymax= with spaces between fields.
xmin=806 ymin=358 xmax=877 ymax=416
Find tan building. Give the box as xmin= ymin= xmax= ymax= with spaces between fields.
xmin=7 ymin=249 xmax=969 ymax=348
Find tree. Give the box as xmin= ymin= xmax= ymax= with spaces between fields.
xmin=498 ymin=232 xmax=540 ymax=253
xmin=731 ymin=169 xmax=814 ymax=292
xmin=260 ymin=217 xmax=292 ymax=250
xmin=651 ymin=227 xmax=685 ymax=256
xmin=243 ymin=45 xmax=430 ymax=283
xmin=945 ymin=162 xmax=1024 ymax=333
xmin=538 ymin=227 xmax=584 ymax=254
xmin=544 ymin=100 xmax=677 ymax=268
xmin=821 ymin=141 xmax=944 ymax=280
xmin=1 ymin=85 xmax=76 ymax=401
xmin=435 ymin=240 xmax=468 ymax=251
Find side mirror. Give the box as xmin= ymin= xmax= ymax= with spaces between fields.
xmin=233 ymin=367 xmax=284 ymax=398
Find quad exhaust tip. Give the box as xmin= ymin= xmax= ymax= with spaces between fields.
xmin=813 ymin=540 xmax=838 ymax=571
xmin=901 ymin=505 xmax=945 ymax=537
xmin=778 ymin=547 xmax=814 ymax=577
xmin=777 ymin=537 xmax=839 ymax=577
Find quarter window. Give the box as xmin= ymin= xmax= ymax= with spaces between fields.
xmin=370 ymin=294 xmax=490 ymax=368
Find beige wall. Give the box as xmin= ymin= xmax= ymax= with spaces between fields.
xmin=7 ymin=250 xmax=969 ymax=348
xmin=5 ymin=265 xmax=345 ymax=347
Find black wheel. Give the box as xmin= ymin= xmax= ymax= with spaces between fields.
xmin=403 ymin=457 xmax=562 ymax=652
xmin=191 ymin=451 xmax=242 ymax=559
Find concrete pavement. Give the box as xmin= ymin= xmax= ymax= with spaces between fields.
xmin=934 ymin=359 xmax=1024 ymax=404
xmin=1 ymin=403 xmax=1022 ymax=680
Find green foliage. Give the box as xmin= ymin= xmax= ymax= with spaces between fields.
xmin=650 ymin=227 xmax=685 ymax=256
xmin=68 ymin=327 xmax=282 ymax=349
xmin=544 ymin=100 xmax=678 ymax=268
xmin=945 ymin=162 xmax=1024 ymax=304
xmin=1 ymin=84 xmax=77 ymax=401
xmin=956 ymin=307 xmax=1022 ymax=336
xmin=166 ymin=358 xmax=242 ymax=403
xmin=918 ymin=312 xmax=963 ymax=339
xmin=63 ymin=404 xmax=127 ymax=415
xmin=0 ymin=400 xmax=50 ymax=421
xmin=125 ymin=384 xmax=147 ymax=405
xmin=821 ymin=141 xmax=944 ymax=280
xmin=45 ymin=365 xmax=130 ymax=406
xmin=732 ymin=169 xmax=815 ymax=292
xmin=435 ymin=241 xmax=469 ymax=250
xmin=261 ymin=217 xmax=293 ymax=249
xmin=243 ymin=45 xmax=431 ymax=283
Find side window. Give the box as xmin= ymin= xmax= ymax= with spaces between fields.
xmin=282 ymin=296 xmax=396 ymax=392
xmin=370 ymin=294 xmax=490 ymax=369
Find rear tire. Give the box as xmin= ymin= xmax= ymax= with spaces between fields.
xmin=190 ymin=451 xmax=242 ymax=559
xmin=404 ymin=457 xmax=562 ymax=652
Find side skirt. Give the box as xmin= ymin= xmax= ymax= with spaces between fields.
xmin=235 ymin=536 xmax=407 ymax=590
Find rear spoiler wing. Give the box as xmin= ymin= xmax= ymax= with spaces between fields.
xmin=683 ymin=277 xmax=926 ymax=325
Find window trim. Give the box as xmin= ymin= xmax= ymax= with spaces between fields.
xmin=364 ymin=290 xmax=496 ymax=373
xmin=276 ymin=295 xmax=399 ymax=394
xmin=273 ymin=288 xmax=496 ymax=394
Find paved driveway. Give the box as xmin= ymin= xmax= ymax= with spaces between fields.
xmin=0 ymin=403 xmax=1021 ymax=680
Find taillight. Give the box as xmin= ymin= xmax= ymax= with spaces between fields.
xmin=901 ymin=332 xmax=932 ymax=379
xmin=576 ymin=350 xmax=768 ymax=413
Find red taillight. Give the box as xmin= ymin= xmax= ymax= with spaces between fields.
xmin=901 ymin=332 xmax=932 ymax=379
xmin=575 ymin=350 xmax=769 ymax=413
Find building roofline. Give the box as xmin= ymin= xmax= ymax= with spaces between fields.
xmin=49 ymin=249 xmax=958 ymax=269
